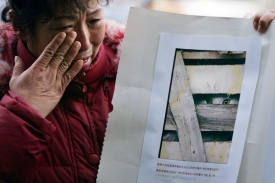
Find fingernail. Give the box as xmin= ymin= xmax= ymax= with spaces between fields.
xmin=72 ymin=41 xmax=81 ymax=50
xmin=253 ymin=21 xmax=257 ymax=28
xmin=68 ymin=31 xmax=77 ymax=38
xmin=59 ymin=32 xmax=66 ymax=39
xmin=258 ymin=25 xmax=262 ymax=32
xmin=14 ymin=56 xmax=18 ymax=62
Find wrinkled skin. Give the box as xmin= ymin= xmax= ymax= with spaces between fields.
xmin=10 ymin=32 xmax=83 ymax=118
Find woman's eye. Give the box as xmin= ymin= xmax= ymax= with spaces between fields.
xmin=89 ymin=19 xmax=100 ymax=24
xmin=56 ymin=25 xmax=72 ymax=30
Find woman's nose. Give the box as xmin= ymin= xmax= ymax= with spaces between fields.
xmin=75 ymin=26 xmax=90 ymax=52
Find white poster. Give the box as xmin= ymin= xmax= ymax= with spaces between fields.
xmin=98 ymin=8 xmax=275 ymax=183
xmin=137 ymin=33 xmax=260 ymax=183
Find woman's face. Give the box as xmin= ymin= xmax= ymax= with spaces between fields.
xmin=26 ymin=0 xmax=105 ymax=67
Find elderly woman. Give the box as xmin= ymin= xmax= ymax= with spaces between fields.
xmin=0 ymin=0 xmax=124 ymax=182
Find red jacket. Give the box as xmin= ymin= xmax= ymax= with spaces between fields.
xmin=0 ymin=20 xmax=125 ymax=183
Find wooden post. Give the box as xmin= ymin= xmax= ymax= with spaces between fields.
xmin=169 ymin=51 xmax=206 ymax=162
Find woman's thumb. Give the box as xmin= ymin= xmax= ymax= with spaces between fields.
xmin=12 ymin=56 xmax=25 ymax=77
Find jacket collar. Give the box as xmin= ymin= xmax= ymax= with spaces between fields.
xmin=17 ymin=40 xmax=36 ymax=69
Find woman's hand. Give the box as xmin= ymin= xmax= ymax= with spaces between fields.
xmin=9 ymin=31 xmax=83 ymax=118
xmin=253 ymin=9 xmax=275 ymax=33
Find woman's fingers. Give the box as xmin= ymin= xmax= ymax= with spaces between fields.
xmin=27 ymin=30 xmax=83 ymax=90
xmin=35 ymin=32 xmax=66 ymax=67
xmin=31 ymin=31 xmax=81 ymax=85
xmin=61 ymin=60 xmax=83 ymax=87
xmin=33 ymin=31 xmax=77 ymax=71
xmin=49 ymin=31 xmax=77 ymax=68
xmin=57 ymin=41 xmax=81 ymax=77
xmin=253 ymin=9 xmax=267 ymax=30
xmin=254 ymin=9 xmax=275 ymax=33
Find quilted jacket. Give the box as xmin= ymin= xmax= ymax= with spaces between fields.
xmin=0 ymin=20 xmax=125 ymax=183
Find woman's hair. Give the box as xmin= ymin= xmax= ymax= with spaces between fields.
xmin=1 ymin=0 xmax=109 ymax=38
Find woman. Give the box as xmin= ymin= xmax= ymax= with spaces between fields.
xmin=0 ymin=0 xmax=124 ymax=182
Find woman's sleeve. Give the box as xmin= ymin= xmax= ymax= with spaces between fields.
xmin=0 ymin=91 xmax=56 ymax=182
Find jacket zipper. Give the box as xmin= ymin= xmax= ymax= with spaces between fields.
xmin=82 ymin=87 xmax=100 ymax=155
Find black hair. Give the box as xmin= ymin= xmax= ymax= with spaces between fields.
xmin=1 ymin=0 xmax=109 ymax=38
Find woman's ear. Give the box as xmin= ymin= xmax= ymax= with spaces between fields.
xmin=8 ymin=9 xmax=15 ymax=24
xmin=8 ymin=9 xmax=27 ymax=41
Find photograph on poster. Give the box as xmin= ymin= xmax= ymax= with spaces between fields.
xmin=129 ymin=33 xmax=261 ymax=183
xmin=159 ymin=49 xmax=246 ymax=164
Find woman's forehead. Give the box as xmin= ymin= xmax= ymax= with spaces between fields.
xmin=51 ymin=6 xmax=102 ymax=21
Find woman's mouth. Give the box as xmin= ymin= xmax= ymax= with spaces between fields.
xmin=81 ymin=57 xmax=92 ymax=68
xmin=72 ymin=56 xmax=92 ymax=69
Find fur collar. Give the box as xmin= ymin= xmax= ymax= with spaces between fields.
xmin=0 ymin=20 xmax=125 ymax=94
